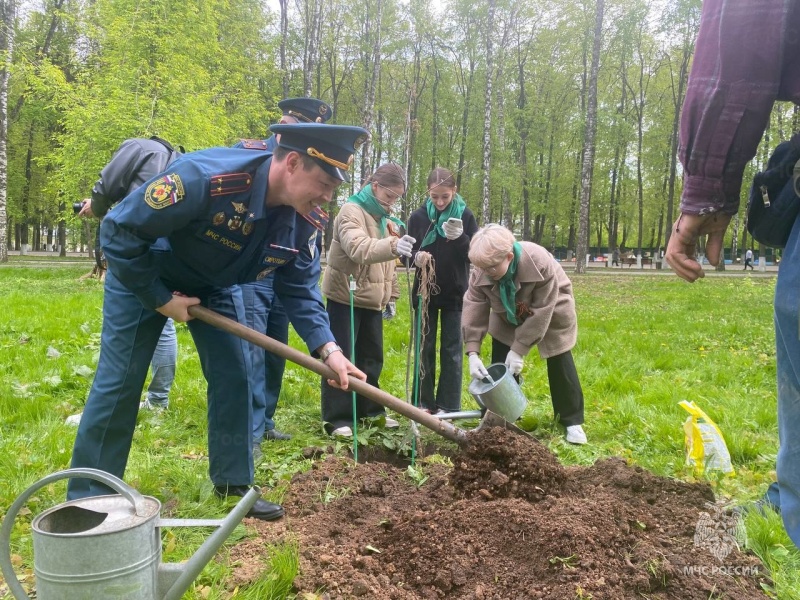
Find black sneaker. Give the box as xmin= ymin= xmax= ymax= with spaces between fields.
xmin=264 ymin=429 xmax=292 ymax=441
xmin=213 ymin=485 xmax=285 ymax=521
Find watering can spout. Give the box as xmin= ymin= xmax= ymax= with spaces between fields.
xmin=159 ymin=487 xmax=261 ymax=600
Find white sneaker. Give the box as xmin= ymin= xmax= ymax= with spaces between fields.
xmin=331 ymin=426 xmax=353 ymax=438
xmin=65 ymin=413 xmax=82 ymax=426
xmin=565 ymin=425 xmax=587 ymax=445
xmin=384 ymin=417 xmax=399 ymax=429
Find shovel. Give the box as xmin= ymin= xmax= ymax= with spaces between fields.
xmin=187 ymin=306 xmax=529 ymax=444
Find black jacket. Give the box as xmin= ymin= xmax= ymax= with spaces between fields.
xmin=91 ymin=137 xmax=180 ymax=217
xmin=405 ymin=205 xmax=479 ymax=311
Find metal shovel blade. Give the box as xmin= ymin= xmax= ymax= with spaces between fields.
xmin=472 ymin=410 xmax=531 ymax=438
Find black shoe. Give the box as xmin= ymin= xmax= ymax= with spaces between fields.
xmin=213 ymin=485 xmax=285 ymax=521
xmin=264 ymin=429 xmax=292 ymax=441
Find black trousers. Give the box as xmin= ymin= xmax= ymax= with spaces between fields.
xmin=321 ymin=299 xmax=386 ymax=432
xmin=414 ymin=306 xmax=463 ymax=412
xmin=491 ymin=338 xmax=584 ymax=426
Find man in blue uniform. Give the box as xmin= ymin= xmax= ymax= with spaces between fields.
xmin=68 ymin=123 xmax=368 ymax=521
xmin=236 ymin=98 xmax=332 ymax=455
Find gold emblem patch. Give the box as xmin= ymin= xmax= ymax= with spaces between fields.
xmin=213 ymin=211 xmax=225 ymax=226
xmin=242 ymin=222 xmax=253 ymax=236
xmin=145 ymin=174 xmax=185 ymax=209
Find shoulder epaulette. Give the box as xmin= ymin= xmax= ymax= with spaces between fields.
xmin=239 ymin=139 xmax=269 ymax=151
xmin=210 ymin=172 xmax=253 ymax=196
xmin=302 ymin=206 xmax=329 ymax=232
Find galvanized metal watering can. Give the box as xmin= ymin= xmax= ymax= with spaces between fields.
xmin=0 ymin=468 xmax=260 ymax=600
xmin=467 ymin=363 xmax=528 ymax=422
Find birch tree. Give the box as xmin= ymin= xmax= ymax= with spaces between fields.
xmin=0 ymin=0 xmax=13 ymax=261
xmin=575 ymin=0 xmax=604 ymax=274
xmin=479 ymin=0 xmax=496 ymax=223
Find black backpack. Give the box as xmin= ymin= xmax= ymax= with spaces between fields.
xmin=747 ymin=132 xmax=800 ymax=248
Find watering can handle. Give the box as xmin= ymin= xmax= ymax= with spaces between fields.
xmin=0 ymin=468 xmax=149 ymax=600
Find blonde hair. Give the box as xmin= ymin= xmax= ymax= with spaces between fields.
xmin=468 ymin=224 xmax=516 ymax=268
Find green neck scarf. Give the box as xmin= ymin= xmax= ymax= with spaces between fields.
xmin=421 ymin=193 xmax=466 ymax=248
xmin=498 ymin=242 xmax=522 ymax=325
xmin=347 ymin=184 xmax=405 ymax=236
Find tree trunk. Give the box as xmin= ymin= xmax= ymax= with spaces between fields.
xmin=575 ymin=0 xmax=604 ymax=275
xmin=20 ymin=125 xmax=34 ymax=251
xmin=280 ymin=0 xmax=289 ymax=97
xmin=303 ymin=0 xmax=322 ymax=96
xmin=360 ymin=0 xmax=383 ymax=182
xmin=430 ymin=42 xmax=440 ymax=169
xmin=480 ymin=0 xmax=496 ymax=223
xmin=0 ymin=0 xmax=13 ymax=263
xmin=664 ymin=24 xmax=693 ymax=249
xmin=456 ymin=59 xmax=474 ymax=191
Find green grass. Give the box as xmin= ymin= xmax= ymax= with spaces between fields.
xmin=0 ymin=266 xmax=797 ymax=598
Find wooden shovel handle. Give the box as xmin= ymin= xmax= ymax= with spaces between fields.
xmin=187 ymin=305 xmax=467 ymax=445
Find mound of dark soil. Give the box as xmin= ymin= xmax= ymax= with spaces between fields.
xmin=229 ymin=428 xmax=767 ymax=599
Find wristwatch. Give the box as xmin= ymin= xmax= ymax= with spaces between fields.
xmin=319 ymin=343 xmax=343 ymax=362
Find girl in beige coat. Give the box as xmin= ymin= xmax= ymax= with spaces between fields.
xmin=321 ymin=164 xmax=414 ymax=436
xmin=462 ymin=224 xmax=587 ymax=444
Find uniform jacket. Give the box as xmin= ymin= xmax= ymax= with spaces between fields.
xmin=91 ymin=138 xmax=180 ymax=218
xmin=323 ymin=201 xmax=398 ymax=310
xmin=462 ymin=241 xmax=577 ymax=359
xmin=101 ymin=147 xmax=332 ymax=353
xmin=405 ymin=205 xmax=478 ymax=311
xmin=679 ymin=0 xmax=800 ymax=216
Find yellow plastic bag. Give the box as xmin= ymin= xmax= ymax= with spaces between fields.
xmin=679 ymin=400 xmax=734 ymax=476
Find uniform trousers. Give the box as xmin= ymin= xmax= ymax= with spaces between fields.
xmin=241 ymin=276 xmax=289 ymax=443
xmin=491 ymin=338 xmax=584 ymax=426
xmin=766 ymin=214 xmax=800 ymax=547
xmin=321 ymin=299 xmax=386 ymax=432
xmin=68 ymin=270 xmax=254 ymax=499
xmin=414 ymin=306 xmax=463 ymax=412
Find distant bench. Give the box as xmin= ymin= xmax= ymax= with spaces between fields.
xmin=620 ymin=256 xmax=653 ymax=268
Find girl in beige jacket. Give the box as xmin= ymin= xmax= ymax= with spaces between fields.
xmin=462 ymin=224 xmax=587 ymax=444
xmin=321 ymin=164 xmax=414 ymax=436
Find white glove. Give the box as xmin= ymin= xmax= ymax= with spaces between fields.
xmin=396 ymin=235 xmax=416 ymax=258
xmin=442 ymin=218 xmax=463 ymax=240
xmin=468 ymin=354 xmax=489 ymax=380
xmin=414 ymin=251 xmax=432 ymax=267
xmin=505 ymin=350 xmax=524 ymax=376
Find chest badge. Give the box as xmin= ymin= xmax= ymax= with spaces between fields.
xmin=308 ymin=231 xmax=318 ymax=259
xmin=227 ymin=215 xmax=243 ymax=231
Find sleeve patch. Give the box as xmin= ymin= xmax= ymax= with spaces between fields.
xmin=144 ymin=174 xmax=185 ymax=209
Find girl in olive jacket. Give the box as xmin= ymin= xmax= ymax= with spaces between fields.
xmin=321 ymin=163 xmax=414 ymax=436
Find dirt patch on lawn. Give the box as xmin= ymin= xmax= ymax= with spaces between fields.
xmin=229 ymin=428 xmax=767 ymax=599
